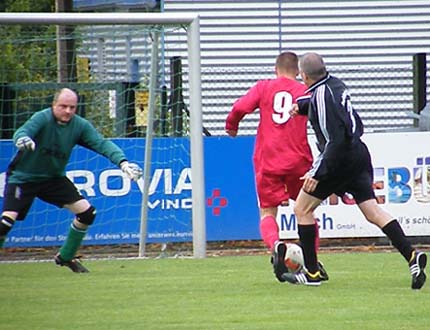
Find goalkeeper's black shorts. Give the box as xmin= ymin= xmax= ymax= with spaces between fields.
xmin=2 ymin=176 xmax=84 ymax=220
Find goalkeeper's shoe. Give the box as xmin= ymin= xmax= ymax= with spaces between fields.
xmin=409 ymin=250 xmax=427 ymax=290
xmin=54 ymin=253 xmax=89 ymax=273
xmin=272 ymin=241 xmax=289 ymax=282
xmin=281 ymin=269 xmax=321 ymax=286
xmin=318 ymin=261 xmax=329 ymax=282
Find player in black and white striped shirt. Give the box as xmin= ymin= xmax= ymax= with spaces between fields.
xmin=278 ymin=52 xmax=427 ymax=289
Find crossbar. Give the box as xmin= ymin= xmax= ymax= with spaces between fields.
xmin=0 ymin=12 xmax=197 ymax=25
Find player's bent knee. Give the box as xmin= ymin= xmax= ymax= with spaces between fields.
xmin=260 ymin=207 xmax=277 ymax=218
xmin=76 ymin=206 xmax=96 ymax=226
xmin=293 ymin=205 xmax=306 ymax=218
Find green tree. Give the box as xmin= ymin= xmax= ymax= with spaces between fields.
xmin=0 ymin=0 xmax=56 ymax=83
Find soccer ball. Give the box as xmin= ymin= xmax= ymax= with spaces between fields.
xmin=284 ymin=243 xmax=304 ymax=273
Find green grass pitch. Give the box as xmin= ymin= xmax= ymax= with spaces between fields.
xmin=0 ymin=252 xmax=429 ymax=330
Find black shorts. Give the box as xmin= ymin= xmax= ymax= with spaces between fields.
xmin=2 ymin=177 xmax=84 ymax=220
xmin=310 ymin=142 xmax=376 ymax=204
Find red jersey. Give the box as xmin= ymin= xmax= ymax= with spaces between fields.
xmin=226 ymin=76 xmax=312 ymax=175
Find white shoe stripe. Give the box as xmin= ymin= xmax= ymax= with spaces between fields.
xmin=410 ymin=264 xmax=421 ymax=276
xmin=1 ymin=219 xmax=13 ymax=227
xmin=294 ymin=272 xmax=321 ymax=286
xmin=297 ymin=273 xmax=307 ymax=284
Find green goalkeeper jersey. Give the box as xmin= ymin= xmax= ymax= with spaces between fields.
xmin=9 ymin=108 xmax=127 ymax=184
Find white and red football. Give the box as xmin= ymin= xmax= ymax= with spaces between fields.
xmin=284 ymin=243 xmax=304 ymax=273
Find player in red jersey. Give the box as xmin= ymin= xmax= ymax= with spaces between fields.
xmin=225 ymin=52 xmax=327 ymax=282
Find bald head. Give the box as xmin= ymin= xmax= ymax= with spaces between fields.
xmin=299 ymin=52 xmax=327 ymax=85
xmin=52 ymin=88 xmax=78 ymax=124
xmin=53 ymin=88 xmax=78 ymax=103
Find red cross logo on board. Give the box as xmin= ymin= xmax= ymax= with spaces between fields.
xmin=206 ymin=189 xmax=228 ymax=216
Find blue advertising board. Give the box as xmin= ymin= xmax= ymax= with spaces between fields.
xmin=4 ymin=131 xmax=430 ymax=247
xmin=0 ymin=136 xmax=260 ymax=247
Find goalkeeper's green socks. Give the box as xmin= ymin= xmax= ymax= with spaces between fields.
xmin=0 ymin=237 xmax=5 ymax=248
xmin=59 ymin=223 xmax=87 ymax=261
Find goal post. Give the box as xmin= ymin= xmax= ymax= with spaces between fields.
xmin=0 ymin=12 xmax=206 ymax=258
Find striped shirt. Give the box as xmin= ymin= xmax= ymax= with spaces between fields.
xmin=297 ymin=74 xmax=364 ymax=180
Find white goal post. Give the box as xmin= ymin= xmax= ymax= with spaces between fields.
xmin=0 ymin=12 xmax=206 ymax=258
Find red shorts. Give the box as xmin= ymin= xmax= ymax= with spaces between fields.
xmin=255 ymin=170 xmax=305 ymax=208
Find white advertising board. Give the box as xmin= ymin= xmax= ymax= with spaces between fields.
xmin=278 ymin=131 xmax=430 ymax=239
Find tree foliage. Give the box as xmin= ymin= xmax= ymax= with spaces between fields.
xmin=1 ymin=0 xmax=54 ymax=12
xmin=0 ymin=0 xmax=56 ymax=83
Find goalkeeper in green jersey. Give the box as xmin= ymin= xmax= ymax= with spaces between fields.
xmin=0 ymin=88 xmax=143 ymax=272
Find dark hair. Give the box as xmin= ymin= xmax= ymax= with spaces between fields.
xmin=276 ymin=52 xmax=299 ymax=73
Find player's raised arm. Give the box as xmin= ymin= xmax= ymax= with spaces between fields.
xmin=225 ymin=81 xmax=262 ymax=136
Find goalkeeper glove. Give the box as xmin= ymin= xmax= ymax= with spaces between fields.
xmin=120 ymin=161 xmax=143 ymax=181
xmin=15 ymin=136 xmax=36 ymax=151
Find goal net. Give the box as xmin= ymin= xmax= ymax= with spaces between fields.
xmin=0 ymin=12 xmax=206 ymax=258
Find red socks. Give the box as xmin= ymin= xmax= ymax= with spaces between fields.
xmin=260 ymin=216 xmax=320 ymax=252
xmin=260 ymin=215 xmax=279 ymax=250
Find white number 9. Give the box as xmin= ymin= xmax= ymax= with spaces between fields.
xmin=272 ymin=91 xmax=293 ymax=124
